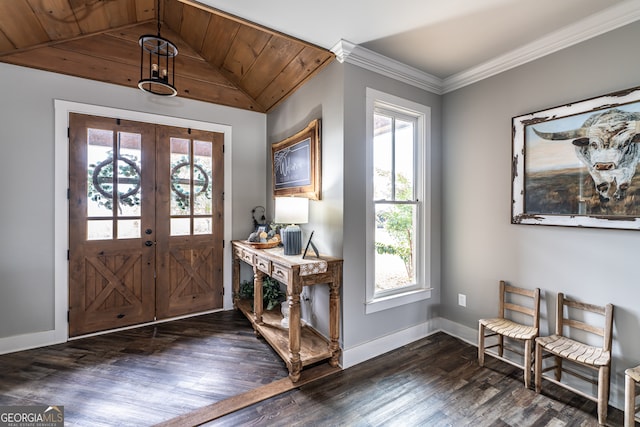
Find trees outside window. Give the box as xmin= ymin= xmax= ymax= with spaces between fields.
xmin=365 ymin=88 xmax=431 ymax=312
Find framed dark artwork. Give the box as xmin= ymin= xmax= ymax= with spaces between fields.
xmin=512 ymin=86 xmax=640 ymax=230
xmin=272 ymin=119 xmax=321 ymax=200
xmin=302 ymin=231 xmax=319 ymax=259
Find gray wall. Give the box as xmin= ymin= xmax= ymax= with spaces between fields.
xmin=342 ymin=64 xmax=442 ymax=349
xmin=268 ymin=61 xmax=443 ymax=352
xmin=442 ymin=21 xmax=640 ymax=407
xmin=3 ymin=14 xmax=639 ymax=412
xmin=0 ymin=62 xmax=266 ymax=339
xmin=266 ymin=62 xmax=345 ymax=339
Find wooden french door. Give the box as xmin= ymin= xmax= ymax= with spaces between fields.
xmin=68 ymin=113 xmax=224 ymax=337
xmin=155 ymin=125 xmax=224 ymax=319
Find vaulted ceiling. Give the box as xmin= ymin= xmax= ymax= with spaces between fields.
xmin=0 ymin=0 xmax=335 ymax=113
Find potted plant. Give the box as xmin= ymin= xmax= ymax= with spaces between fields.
xmin=238 ymin=276 xmax=285 ymax=310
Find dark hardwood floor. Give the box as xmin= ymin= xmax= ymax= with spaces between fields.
xmin=0 ymin=312 xmax=625 ymax=426
xmin=0 ymin=310 xmax=289 ymax=426
xmin=207 ymin=333 xmax=624 ymax=427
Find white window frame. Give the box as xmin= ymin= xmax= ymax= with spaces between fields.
xmin=365 ymin=88 xmax=431 ymax=314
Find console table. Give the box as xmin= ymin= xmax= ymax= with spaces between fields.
xmin=232 ymin=240 xmax=342 ymax=381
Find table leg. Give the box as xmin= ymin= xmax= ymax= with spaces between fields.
xmin=253 ymin=267 xmax=264 ymax=326
xmin=329 ymin=276 xmax=341 ymax=367
xmin=232 ymin=256 xmax=240 ymax=310
xmin=288 ymin=285 xmax=302 ymax=382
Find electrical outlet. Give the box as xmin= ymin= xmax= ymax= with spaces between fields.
xmin=458 ymin=293 xmax=467 ymax=307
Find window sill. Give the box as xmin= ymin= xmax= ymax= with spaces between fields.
xmin=365 ymin=288 xmax=432 ymax=314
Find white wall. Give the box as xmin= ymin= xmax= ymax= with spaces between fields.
xmin=0 ymin=63 xmax=266 ymax=347
xmin=442 ymin=21 xmax=640 ymax=410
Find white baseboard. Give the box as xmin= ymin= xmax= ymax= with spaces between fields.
xmin=437 ymin=317 xmax=478 ymax=346
xmin=342 ymin=317 xmax=441 ymax=369
xmin=0 ymin=330 xmax=63 ymax=355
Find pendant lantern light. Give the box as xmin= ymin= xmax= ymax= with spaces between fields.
xmin=138 ymin=0 xmax=178 ymax=96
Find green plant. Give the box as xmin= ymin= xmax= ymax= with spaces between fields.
xmin=374 ymin=170 xmax=414 ymax=279
xmin=87 ymin=152 xmax=141 ymax=212
xmin=238 ymin=280 xmax=254 ymax=300
xmin=237 ymin=277 xmax=285 ymax=311
xmin=263 ymin=277 xmax=286 ymax=310
xmin=170 ymin=156 xmax=212 ymax=212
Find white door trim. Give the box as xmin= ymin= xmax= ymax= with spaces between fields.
xmin=54 ymin=100 xmax=233 ymax=343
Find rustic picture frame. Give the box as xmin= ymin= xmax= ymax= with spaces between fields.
xmin=512 ymin=86 xmax=640 ymax=230
xmin=272 ymin=119 xmax=321 ymax=200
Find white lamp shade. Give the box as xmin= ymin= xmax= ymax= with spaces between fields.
xmin=274 ymin=197 xmax=309 ymax=225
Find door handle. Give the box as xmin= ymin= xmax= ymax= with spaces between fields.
xmin=145 ymin=240 xmax=154 ymax=247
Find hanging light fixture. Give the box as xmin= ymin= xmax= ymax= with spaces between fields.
xmin=138 ymin=0 xmax=178 ymax=96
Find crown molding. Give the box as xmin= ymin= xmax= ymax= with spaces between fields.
xmin=443 ymin=0 xmax=640 ymax=93
xmin=331 ymin=40 xmax=444 ymax=95
xmin=332 ymin=0 xmax=640 ymax=95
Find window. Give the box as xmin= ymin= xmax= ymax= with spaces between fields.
xmin=365 ymin=88 xmax=431 ymax=313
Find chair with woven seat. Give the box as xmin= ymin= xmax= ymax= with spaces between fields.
xmin=478 ymin=280 xmax=540 ymax=388
xmin=534 ymin=293 xmax=614 ymax=426
xmin=625 ymin=365 xmax=640 ymax=427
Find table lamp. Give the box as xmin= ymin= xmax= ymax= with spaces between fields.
xmin=274 ymin=197 xmax=309 ymax=255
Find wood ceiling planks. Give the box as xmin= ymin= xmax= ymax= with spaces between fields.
xmin=222 ymin=26 xmax=272 ymax=82
xmin=0 ymin=0 xmax=334 ymax=112
xmin=200 ymin=14 xmax=239 ymax=67
xmin=242 ymin=37 xmax=304 ymax=98
xmin=135 ymin=0 xmax=156 ymax=21
xmin=26 ymin=0 xmax=83 ymax=40
xmin=177 ymin=3 xmax=211 ymax=51
xmin=0 ymin=2 xmax=51 ymax=48
xmin=0 ymin=31 xmax=13 ymax=52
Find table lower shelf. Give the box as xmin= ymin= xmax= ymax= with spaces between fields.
xmin=236 ymin=299 xmax=332 ymax=368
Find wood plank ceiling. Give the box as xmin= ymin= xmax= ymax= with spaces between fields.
xmin=0 ymin=0 xmax=335 ymax=112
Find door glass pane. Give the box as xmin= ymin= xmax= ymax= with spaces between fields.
xmin=88 ymin=220 xmax=113 ymax=240
xmin=117 ymin=132 xmax=142 ymax=217
xmin=117 ymin=219 xmax=141 ymax=239
xmin=373 ymin=113 xmax=392 ymax=200
xmin=170 ymin=137 xmax=191 ymax=215
xmin=193 ymin=140 xmax=213 ymax=216
xmin=87 ymin=128 xmax=114 ymax=217
xmin=194 ymin=217 xmax=212 ymax=235
xmin=395 ymin=119 xmax=414 ymax=201
xmin=171 ymin=218 xmax=190 ymax=236
xmin=375 ymin=203 xmax=416 ymax=292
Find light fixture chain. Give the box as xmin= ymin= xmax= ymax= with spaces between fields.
xmin=157 ymin=0 xmax=161 ymax=37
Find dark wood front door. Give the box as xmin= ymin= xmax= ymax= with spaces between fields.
xmin=68 ymin=114 xmax=224 ymax=337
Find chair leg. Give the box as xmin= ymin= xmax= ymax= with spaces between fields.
xmin=534 ymin=342 xmax=542 ymax=393
xmin=598 ymin=365 xmax=609 ymax=425
xmin=554 ymin=356 xmax=563 ymax=381
xmin=523 ymin=338 xmax=532 ymax=389
xmin=478 ymin=323 xmax=485 ymax=367
xmin=497 ymin=334 xmax=504 ymax=357
xmin=625 ymin=372 xmax=635 ymax=427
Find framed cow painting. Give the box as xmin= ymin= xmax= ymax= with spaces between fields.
xmin=512 ymin=85 xmax=640 ymax=230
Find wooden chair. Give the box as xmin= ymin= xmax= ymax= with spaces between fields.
xmin=478 ymin=280 xmax=540 ymax=388
xmin=534 ymin=293 xmax=614 ymax=426
xmin=625 ymin=365 xmax=640 ymax=427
